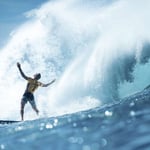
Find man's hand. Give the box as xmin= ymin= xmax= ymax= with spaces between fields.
xmin=51 ymin=79 xmax=56 ymax=83
xmin=17 ymin=62 xmax=21 ymax=68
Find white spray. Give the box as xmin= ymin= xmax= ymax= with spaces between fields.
xmin=0 ymin=0 xmax=150 ymax=120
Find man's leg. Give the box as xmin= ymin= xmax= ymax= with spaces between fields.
xmin=29 ymin=100 xmax=39 ymax=115
xmin=20 ymin=101 xmax=25 ymax=121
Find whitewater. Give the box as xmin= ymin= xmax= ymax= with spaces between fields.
xmin=0 ymin=0 xmax=150 ymax=149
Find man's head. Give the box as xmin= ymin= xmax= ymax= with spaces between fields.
xmin=34 ymin=73 xmax=41 ymax=80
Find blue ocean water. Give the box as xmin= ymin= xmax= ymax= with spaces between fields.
xmin=1 ymin=89 xmax=150 ymax=150
xmin=0 ymin=0 xmax=150 ymax=149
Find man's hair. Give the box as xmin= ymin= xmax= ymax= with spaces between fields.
xmin=34 ymin=73 xmax=41 ymax=79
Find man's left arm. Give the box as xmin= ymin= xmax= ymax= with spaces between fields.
xmin=40 ymin=79 xmax=56 ymax=87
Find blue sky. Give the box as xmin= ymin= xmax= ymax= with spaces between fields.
xmin=0 ymin=0 xmax=48 ymax=47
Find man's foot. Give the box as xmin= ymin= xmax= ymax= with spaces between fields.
xmin=36 ymin=110 xmax=39 ymax=115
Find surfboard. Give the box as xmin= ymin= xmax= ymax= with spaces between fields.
xmin=0 ymin=120 xmax=20 ymax=124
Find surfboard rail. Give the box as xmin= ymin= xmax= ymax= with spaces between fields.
xmin=0 ymin=120 xmax=20 ymax=124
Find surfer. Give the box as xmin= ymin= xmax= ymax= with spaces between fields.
xmin=17 ymin=62 xmax=55 ymax=121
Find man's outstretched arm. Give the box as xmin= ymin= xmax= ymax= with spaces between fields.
xmin=41 ymin=79 xmax=56 ymax=87
xmin=17 ymin=62 xmax=29 ymax=80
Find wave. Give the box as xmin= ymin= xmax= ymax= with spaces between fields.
xmin=0 ymin=0 xmax=150 ymax=119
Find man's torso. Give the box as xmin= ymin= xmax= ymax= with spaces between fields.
xmin=25 ymin=78 xmax=41 ymax=93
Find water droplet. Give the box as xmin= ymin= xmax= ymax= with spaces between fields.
xmin=20 ymin=138 xmax=26 ymax=143
xmin=40 ymin=127 xmax=44 ymax=131
xmin=101 ymin=138 xmax=107 ymax=147
xmin=0 ymin=144 xmax=5 ymax=149
xmin=45 ymin=123 xmax=53 ymax=129
xmin=81 ymin=114 xmax=85 ymax=118
xmin=15 ymin=126 xmax=23 ymax=131
xmin=40 ymin=123 xmax=45 ymax=127
xmin=73 ymin=122 xmax=77 ymax=127
xmin=68 ymin=137 xmax=83 ymax=144
xmin=68 ymin=137 xmax=77 ymax=143
xmin=53 ymin=119 xmax=58 ymax=126
xmin=130 ymin=110 xmax=135 ymax=116
xmin=129 ymin=102 xmax=135 ymax=107
xmin=88 ymin=114 xmax=92 ymax=118
xmin=83 ymin=126 xmax=88 ymax=132
xmin=105 ymin=110 xmax=113 ymax=117
xmin=68 ymin=118 xmax=72 ymax=123
xmin=39 ymin=123 xmax=45 ymax=130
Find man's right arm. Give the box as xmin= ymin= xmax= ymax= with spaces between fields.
xmin=17 ymin=62 xmax=28 ymax=80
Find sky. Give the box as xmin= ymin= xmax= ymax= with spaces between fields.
xmin=0 ymin=0 xmax=48 ymax=47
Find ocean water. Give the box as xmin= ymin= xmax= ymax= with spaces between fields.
xmin=0 ymin=0 xmax=150 ymax=149
xmin=1 ymin=89 xmax=150 ymax=150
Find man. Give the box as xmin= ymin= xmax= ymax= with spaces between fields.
xmin=17 ymin=62 xmax=55 ymax=121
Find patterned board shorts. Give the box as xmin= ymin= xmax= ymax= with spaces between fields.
xmin=21 ymin=92 xmax=37 ymax=108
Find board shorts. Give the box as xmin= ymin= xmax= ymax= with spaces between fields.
xmin=21 ymin=92 xmax=37 ymax=108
